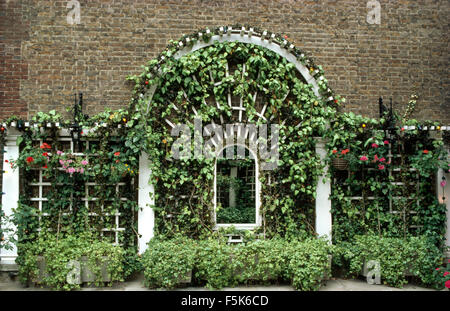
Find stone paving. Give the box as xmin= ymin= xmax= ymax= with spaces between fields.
xmin=0 ymin=273 xmax=443 ymax=291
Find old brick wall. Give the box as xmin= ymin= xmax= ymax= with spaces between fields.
xmin=0 ymin=0 xmax=449 ymax=122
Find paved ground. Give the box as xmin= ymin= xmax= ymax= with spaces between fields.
xmin=0 ymin=273 xmax=443 ymax=291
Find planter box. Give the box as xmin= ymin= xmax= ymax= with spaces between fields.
xmin=35 ymin=256 xmax=111 ymax=284
xmin=177 ymin=270 xmax=192 ymax=283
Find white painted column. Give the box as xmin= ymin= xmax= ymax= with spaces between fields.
xmin=438 ymin=146 xmax=450 ymax=257
xmin=138 ymin=152 xmax=155 ymax=254
xmin=1 ymin=128 xmax=21 ymax=266
xmin=314 ymin=137 xmax=332 ymax=242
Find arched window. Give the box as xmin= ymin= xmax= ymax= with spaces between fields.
xmin=214 ymin=145 xmax=261 ymax=230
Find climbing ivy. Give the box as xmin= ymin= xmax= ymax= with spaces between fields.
xmin=128 ymin=39 xmax=338 ymax=239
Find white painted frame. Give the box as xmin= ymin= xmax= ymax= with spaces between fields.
xmin=213 ymin=144 xmax=261 ymax=231
xmin=1 ymin=128 xmax=20 ymax=266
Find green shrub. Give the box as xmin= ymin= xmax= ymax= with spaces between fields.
xmin=141 ymin=236 xmax=197 ymax=289
xmin=18 ymin=232 xmax=125 ymax=290
xmin=286 ymin=238 xmax=332 ymax=291
xmin=141 ymin=236 xmax=333 ymax=290
xmin=195 ymin=237 xmax=236 ymax=289
xmin=336 ymin=235 xmax=443 ymax=288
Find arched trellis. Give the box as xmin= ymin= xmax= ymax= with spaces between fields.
xmin=136 ymin=26 xmax=334 ymax=252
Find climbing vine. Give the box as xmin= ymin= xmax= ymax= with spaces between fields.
xmin=128 ymin=38 xmax=338 ymax=239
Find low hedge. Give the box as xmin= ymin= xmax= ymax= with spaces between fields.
xmin=18 ymin=232 xmax=125 ymax=290
xmin=333 ymin=235 xmax=444 ymax=288
xmin=141 ymin=236 xmax=332 ymax=290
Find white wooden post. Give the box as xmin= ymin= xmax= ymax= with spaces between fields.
xmin=1 ymin=128 xmax=21 ymax=267
xmin=314 ymin=137 xmax=332 ymax=242
xmin=438 ymin=146 xmax=450 ymax=258
xmin=138 ymin=152 xmax=154 ymax=254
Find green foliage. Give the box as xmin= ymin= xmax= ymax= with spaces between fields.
xmin=141 ymin=237 xmax=332 ymax=291
xmin=141 ymin=236 xmax=197 ymax=289
xmin=327 ymin=110 xmax=449 ymax=246
xmin=18 ymin=232 xmax=124 ymax=290
xmin=335 ymin=235 xmax=443 ymax=288
xmin=0 ymin=204 xmax=14 ymax=250
xmin=131 ymin=40 xmax=336 ymax=238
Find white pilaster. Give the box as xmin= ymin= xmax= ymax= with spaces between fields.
xmin=1 ymin=128 xmax=21 ymax=265
xmin=314 ymin=137 xmax=332 ymax=242
xmin=438 ymin=146 xmax=450 ymax=257
xmin=138 ymin=152 xmax=154 ymax=254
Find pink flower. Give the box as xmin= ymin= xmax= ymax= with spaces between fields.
xmin=59 ymin=160 xmax=65 ymax=165
xmin=444 ymin=271 xmax=449 ymax=276
xmin=384 ymin=140 xmax=389 ymax=145
xmin=360 ymin=156 xmax=368 ymax=161
xmin=441 ymin=180 xmax=447 ymax=188
xmin=57 ymin=150 xmax=63 ymax=155
xmin=378 ymin=164 xmax=385 ymax=170
xmin=374 ymin=155 xmax=379 ymax=162
xmin=81 ymin=160 xmax=88 ymax=165
xmin=371 ymin=143 xmax=379 ymax=148
xmin=67 ymin=167 xmax=76 ymax=174
xmin=379 ymin=157 xmax=386 ymax=163
xmin=80 ymin=168 xmax=84 ymax=174
xmin=436 ymin=268 xmax=440 ymax=271
xmin=446 ymin=280 xmax=450 ymax=289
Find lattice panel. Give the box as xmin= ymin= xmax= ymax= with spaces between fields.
xmin=24 ymin=137 xmax=136 ymax=245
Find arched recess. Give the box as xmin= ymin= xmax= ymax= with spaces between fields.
xmin=214 ymin=144 xmax=261 ymax=230
xmin=136 ymin=26 xmax=335 ymax=252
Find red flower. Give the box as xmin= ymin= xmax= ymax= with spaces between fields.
xmin=332 ymin=150 xmax=338 ymax=154
xmin=360 ymin=156 xmax=368 ymax=161
xmin=371 ymin=143 xmax=379 ymax=148
xmin=445 ymin=280 xmax=450 ymax=289
xmin=43 ymin=164 xmax=48 ymax=169
xmin=374 ymin=154 xmax=379 ymax=162
xmin=341 ymin=149 xmax=350 ymax=155
xmin=379 ymin=157 xmax=386 ymax=163
xmin=114 ymin=152 xmax=120 ymax=156
xmin=4 ymin=160 xmax=8 ymax=163
xmin=444 ymin=271 xmax=449 ymax=276
xmin=40 ymin=143 xmax=51 ymax=149
xmin=284 ymin=35 xmax=288 ymax=40
xmin=401 ymin=127 xmax=405 ymax=132
xmin=42 ymin=152 xmax=48 ymax=157
xmin=115 ymin=159 xmax=120 ymax=163
xmin=26 ymin=156 xmax=34 ymax=163
xmin=145 ymin=81 xmax=149 ymax=85
xmin=436 ymin=268 xmax=440 ymax=271
xmin=423 ymin=150 xmax=429 ymax=154
xmin=378 ymin=164 xmax=385 ymax=170
xmin=384 ymin=140 xmax=389 ymax=145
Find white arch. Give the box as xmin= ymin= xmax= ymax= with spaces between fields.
xmin=142 ymin=29 xmax=324 ymax=113
xmin=173 ymin=32 xmax=321 ymax=97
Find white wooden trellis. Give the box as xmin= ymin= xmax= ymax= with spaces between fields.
xmin=26 ymin=136 xmax=129 ymax=245
xmin=336 ymin=135 xmax=441 ymax=231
